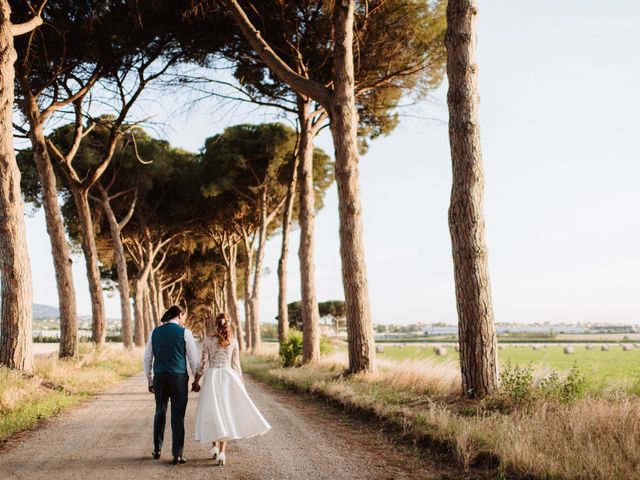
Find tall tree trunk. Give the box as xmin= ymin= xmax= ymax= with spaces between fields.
xmin=162 ymin=289 xmax=171 ymax=310
xmin=276 ymin=149 xmax=298 ymax=345
xmin=133 ymin=278 xmax=145 ymax=347
xmin=70 ymin=187 xmax=106 ymax=345
xmin=297 ymin=96 xmax=320 ymax=363
xmin=142 ymin=282 xmax=156 ymax=343
xmin=225 ymin=244 xmax=243 ymax=350
xmin=140 ymin=284 xmax=151 ymax=345
xmin=0 ymin=2 xmax=33 ymax=372
xmin=211 ymin=277 xmax=221 ymax=315
xmin=221 ymin=280 xmax=228 ymax=311
xmin=18 ymin=76 xmax=78 ymax=359
xmin=328 ymin=1 xmax=375 ymax=373
xmin=148 ymin=271 xmax=160 ymax=327
xmin=445 ymin=0 xmax=498 ymax=397
xmin=249 ymin=191 xmax=271 ymax=353
xmin=249 ymin=297 xmax=260 ymax=353
xmin=155 ymin=275 xmax=164 ymax=315
xmin=242 ymin=240 xmax=253 ymax=350
xmin=132 ymin=249 xmax=153 ymax=347
xmin=96 ymin=186 xmax=133 ymax=349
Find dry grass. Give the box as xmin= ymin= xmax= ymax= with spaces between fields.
xmin=243 ymin=351 xmax=640 ymax=479
xmin=488 ymin=399 xmax=640 ymax=478
xmin=0 ymin=368 xmax=43 ymax=412
xmin=0 ymin=344 xmax=142 ymax=441
xmin=33 ymin=344 xmax=141 ymax=395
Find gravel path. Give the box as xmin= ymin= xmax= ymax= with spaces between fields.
xmin=0 ymin=372 xmax=455 ymax=479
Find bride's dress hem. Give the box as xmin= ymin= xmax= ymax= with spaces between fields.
xmin=195 ymin=428 xmax=271 ymax=444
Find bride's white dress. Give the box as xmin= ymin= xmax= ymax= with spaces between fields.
xmin=194 ymin=336 xmax=271 ymax=443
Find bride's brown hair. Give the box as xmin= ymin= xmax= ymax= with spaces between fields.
xmin=213 ymin=312 xmax=232 ymax=347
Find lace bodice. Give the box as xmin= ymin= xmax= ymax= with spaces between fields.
xmin=197 ymin=336 xmax=242 ymax=379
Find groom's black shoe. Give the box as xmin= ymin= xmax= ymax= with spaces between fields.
xmin=152 ymin=451 xmax=161 ymax=460
xmin=172 ymin=456 xmax=187 ymax=465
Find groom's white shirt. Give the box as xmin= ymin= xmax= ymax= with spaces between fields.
xmin=143 ymin=319 xmax=200 ymax=386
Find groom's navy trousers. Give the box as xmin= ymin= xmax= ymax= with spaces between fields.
xmin=153 ymin=372 xmax=188 ymax=457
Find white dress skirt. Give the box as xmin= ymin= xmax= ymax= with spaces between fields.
xmin=194 ymin=337 xmax=271 ymax=443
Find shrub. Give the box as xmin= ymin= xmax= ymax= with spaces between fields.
xmin=319 ymin=336 xmax=334 ymax=356
xmin=279 ymin=330 xmax=303 ymax=367
xmin=542 ymin=363 xmax=587 ymax=403
xmin=500 ymin=363 xmax=535 ymax=406
xmin=499 ymin=362 xmax=588 ymax=408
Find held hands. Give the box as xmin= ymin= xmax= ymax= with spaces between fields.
xmin=191 ymin=381 xmax=201 ymax=393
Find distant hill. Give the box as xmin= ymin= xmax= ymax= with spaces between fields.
xmin=0 ymin=302 xmax=117 ymax=323
xmin=33 ymin=303 xmax=60 ymax=319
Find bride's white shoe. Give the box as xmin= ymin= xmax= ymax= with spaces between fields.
xmin=209 ymin=445 xmax=219 ymax=459
xmin=214 ymin=452 xmax=226 ymax=466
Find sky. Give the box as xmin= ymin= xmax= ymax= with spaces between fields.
xmin=24 ymin=1 xmax=640 ymax=325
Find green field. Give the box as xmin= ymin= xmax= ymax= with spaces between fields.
xmin=376 ymin=344 xmax=640 ymax=394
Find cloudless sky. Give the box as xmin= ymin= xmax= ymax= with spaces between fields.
xmin=24 ymin=1 xmax=640 ymax=325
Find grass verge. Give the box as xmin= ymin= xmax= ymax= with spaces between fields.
xmin=0 ymin=344 xmax=141 ymax=443
xmin=242 ymin=352 xmax=640 ymax=479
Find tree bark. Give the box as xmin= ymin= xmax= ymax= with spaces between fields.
xmin=155 ymin=275 xmax=164 ymax=316
xmin=162 ymin=289 xmax=171 ymax=310
xmin=297 ymin=96 xmax=320 ymax=363
xmin=144 ymin=286 xmax=154 ymax=342
xmin=211 ymin=277 xmax=220 ymax=316
xmin=18 ymin=76 xmax=79 ymax=359
xmin=96 ymin=185 xmax=133 ymax=349
xmin=130 ymin=239 xmax=155 ymax=347
xmin=132 ymin=278 xmax=146 ymax=347
xmin=276 ymin=148 xmax=298 ymax=345
xmin=242 ymin=235 xmax=254 ymax=350
xmin=148 ymin=271 xmax=160 ymax=327
xmin=328 ymin=1 xmax=375 ymax=373
xmin=224 ymin=243 xmax=244 ymax=350
xmin=70 ymin=186 xmax=106 ymax=345
xmin=445 ymin=0 xmax=498 ymax=397
xmin=142 ymin=284 xmax=152 ymax=343
xmin=248 ymin=192 xmax=270 ymax=353
xmin=0 ymin=1 xmax=33 ymax=372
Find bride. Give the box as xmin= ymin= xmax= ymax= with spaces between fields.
xmin=192 ymin=312 xmax=271 ymax=465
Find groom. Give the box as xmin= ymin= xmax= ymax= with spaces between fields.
xmin=143 ymin=305 xmax=199 ymax=465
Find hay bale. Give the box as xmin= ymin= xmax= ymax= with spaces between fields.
xmin=622 ymin=344 xmax=633 ymax=351
xmin=532 ymin=345 xmax=541 ymax=351
xmin=375 ymin=344 xmax=385 ymax=353
xmin=633 ymin=343 xmax=640 ymax=349
xmin=563 ymin=346 xmax=575 ymax=355
xmin=435 ymin=347 xmax=448 ymax=356
xmin=585 ymin=344 xmax=593 ymax=350
xmin=498 ymin=344 xmax=505 ymax=350
xmin=454 ymin=345 xmax=460 ymax=352
xmin=601 ymin=345 xmax=609 ymax=351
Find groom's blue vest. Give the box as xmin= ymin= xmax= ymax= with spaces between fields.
xmin=151 ymin=322 xmax=187 ymax=375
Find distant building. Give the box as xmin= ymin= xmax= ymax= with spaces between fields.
xmin=589 ymin=325 xmax=636 ymax=334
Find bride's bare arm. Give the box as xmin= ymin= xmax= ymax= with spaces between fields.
xmin=193 ymin=339 xmax=209 ymax=388
xmin=231 ymin=338 xmax=243 ymax=382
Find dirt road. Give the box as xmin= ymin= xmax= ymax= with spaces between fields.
xmin=0 ymin=373 xmax=456 ymax=479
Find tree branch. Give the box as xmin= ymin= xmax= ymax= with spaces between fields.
xmin=11 ymin=16 xmax=43 ymax=37
xmin=223 ymin=0 xmax=331 ymax=105
xmin=41 ymin=69 xmax=100 ymax=119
